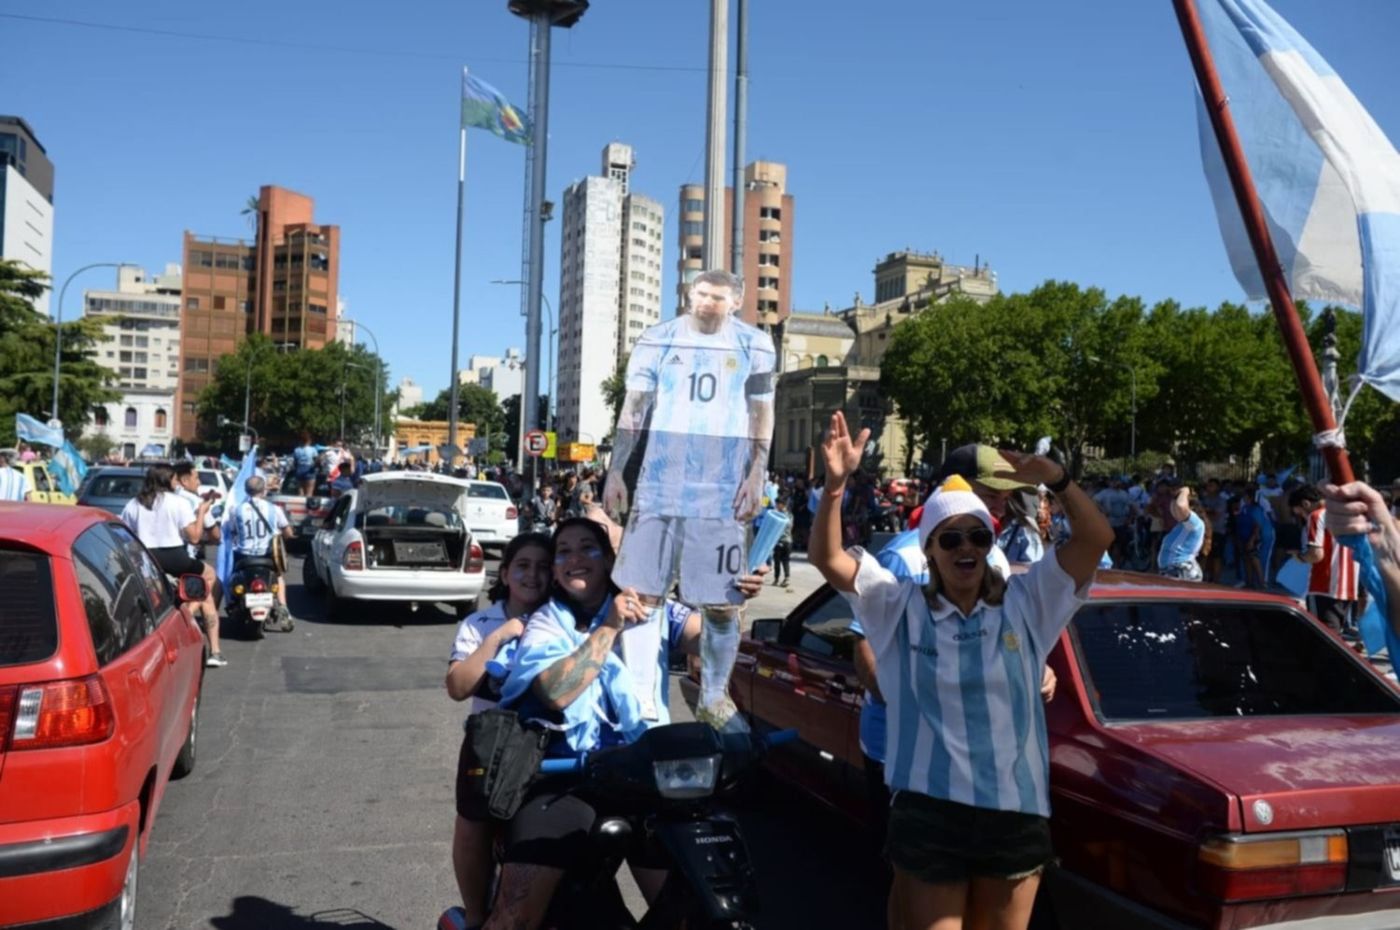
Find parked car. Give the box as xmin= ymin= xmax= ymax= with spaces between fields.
xmin=303 ymin=472 xmax=486 ymax=620
xmin=77 ymin=464 xmax=230 ymax=517
xmin=17 ymin=460 xmax=76 ymax=505
xmin=463 ymin=479 xmax=519 ymax=551
xmin=0 ymin=502 xmax=206 ymax=929
xmin=733 ymin=572 xmax=1400 ymax=929
xmin=268 ymin=488 xmax=333 ymax=551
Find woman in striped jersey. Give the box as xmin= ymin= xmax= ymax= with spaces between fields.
xmin=811 ymin=412 xmax=1111 ymax=930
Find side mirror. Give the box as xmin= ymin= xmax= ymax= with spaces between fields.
xmin=178 ymin=574 xmax=207 ymax=602
xmin=750 ymin=618 xmax=783 ymax=643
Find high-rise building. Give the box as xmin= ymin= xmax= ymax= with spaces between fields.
xmin=393 ymin=376 xmax=423 ymax=416
xmin=176 ymin=184 xmax=340 ymax=439
xmin=556 ymin=143 xmax=664 ymax=444
xmin=458 ymin=349 xmax=525 ymax=403
xmin=676 ymin=160 xmax=793 ymax=329
xmin=0 ymin=116 xmax=55 ymax=316
xmin=84 ymin=264 xmax=183 ymax=392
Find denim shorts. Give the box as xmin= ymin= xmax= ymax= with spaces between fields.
xmin=885 ymin=791 xmax=1053 ymax=884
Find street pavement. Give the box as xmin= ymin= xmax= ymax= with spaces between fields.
xmin=136 ymin=550 xmax=883 ymax=930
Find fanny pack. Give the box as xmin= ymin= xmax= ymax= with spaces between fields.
xmin=461 ymin=708 xmax=553 ymax=820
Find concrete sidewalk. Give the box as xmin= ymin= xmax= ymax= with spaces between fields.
xmin=742 ymin=549 xmax=825 ymax=626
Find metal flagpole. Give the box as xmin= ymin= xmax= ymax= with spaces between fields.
xmin=448 ymin=127 xmax=467 ymax=457
xmin=730 ymin=0 xmax=747 ymax=279
xmin=702 ymin=0 xmax=729 ymax=269
xmin=521 ymin=14 xmax=551 ymax=491
xmin=1172 ymin=0 xmax=1353 ymax=484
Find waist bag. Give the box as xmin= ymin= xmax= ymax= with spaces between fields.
xmin=461 ymin=708 xmax=553 ymax=820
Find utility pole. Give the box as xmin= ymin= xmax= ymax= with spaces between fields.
xmin=702 ymin=0 xmax=729 ymax=269
xmin=730 ymin=0 xmax=748 ymax=278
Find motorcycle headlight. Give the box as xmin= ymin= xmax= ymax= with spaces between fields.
xmin=653 ymin=755 xmax=721 ymax=799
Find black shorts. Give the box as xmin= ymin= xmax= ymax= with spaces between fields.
xmin=885 ymin=791 xmax=1052 ymax=884
xmin=149 ymin=546 xmax=205 ymax=578
xmin=454 ymin=731 xmax=493 ymax=822
xmin=501 ymin=776 xmax=667 ymax=871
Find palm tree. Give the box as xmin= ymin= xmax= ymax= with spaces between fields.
xmin=240 ymin=195 xmax=259 ymax=236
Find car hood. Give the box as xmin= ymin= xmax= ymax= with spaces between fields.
xmin=358 ymin=477 xmax=469 ymax=518
xmin=1112 ymin=717 xmax=1400 ymax=831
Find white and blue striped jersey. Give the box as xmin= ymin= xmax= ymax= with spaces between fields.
xmin=844 ymin=549 xmax=1089 ymax=817
xmin=624 ymin=315 xmax=776 ymax=517
xmin=0 ymin=466 xmax=30 ymax=501
xmin=225 ymin=498 xmax=288 ymax=557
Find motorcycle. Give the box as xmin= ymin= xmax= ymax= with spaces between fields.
xmin=227 ymin=557 xmax=291 ymax=638
xmin=482 ymin=722 xmax=795 ymax=929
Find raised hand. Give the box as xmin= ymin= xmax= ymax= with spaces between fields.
xmin=602 ymin=472 xmax=628 ymax=519
xmin=993 ymin=449 xmax=1066 ymax=489
xmin=821 ymin=412 xmax=870 ymax=489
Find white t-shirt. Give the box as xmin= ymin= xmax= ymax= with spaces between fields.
xmin=449 ymin=601 xmax=515 ymax=717
xmin=174 ymin=486 xmax=218 ymax=557
xmin=121 ymin=492 xmax=196 ymax=550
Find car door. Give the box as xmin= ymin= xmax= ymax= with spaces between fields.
xmin=314 ymin=494 xmax=354 ymax=581
xmin=749 ymin=586 xmax=863 ymax=811
xmin=27 ymin=464 xmax=54 ymax=504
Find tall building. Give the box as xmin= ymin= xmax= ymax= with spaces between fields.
xmin=458 ymin=349 xmax=525 ymax=403
xmin=556 ymin=143 xmax=664 ymax=444
xmin=84 ymin=264 xmax=183 ymax=392
xmin=0 ymin=116 xmax=55 ymax=316
xmin=676 ymin=160 xmax=793 ymax=329
xmin=176 ymin=184 xmax=340 ymax=439
xmin=393 ymin=376 xmax=423 ymax=416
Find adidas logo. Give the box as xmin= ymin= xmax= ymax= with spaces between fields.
xmin=667 ymin=354 xmax=684 ymax=365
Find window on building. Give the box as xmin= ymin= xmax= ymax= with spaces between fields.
xmin=154 ymin=409 xmax=167 ymax=430
xmin=186 ymin=297 xmax=200 ymax=309
xmin=682 ymin=220 xmax=703 ymax=238
xmin=124 ymin=407 xmax=137 ymax=428
xmin=119 ymin=351 xmax=132 ymax=363
xmin=183 ymin=358 xmax=210 ymax=373
xmin=93 ymin=407 xmax=109 ymax=427
xmin=134 ymin=336 xmax=148 ymax=348
xmin=759 ymin=276 xmax=780 ymax=290
xmin=119 ymin=335 xmax=133 ymax=347
xmin=816 ymin=355 xmax=829 ymax=368
xmin=684 ymin=198 xmax=703 ymax=214
xmin=310 ymin=253 xmax=329 ymax=271
xmin=132 ymin=368 xmax=147 ymax=381
xmin=308 ymin=303 xmax=327 ymax=315
xmin=758 ymin=254 xmax=780 ymax=267
xmin=685 ymin=246 xmax=702 ymax=261
xmin=760 ymin=206 xmax=782 ymax=221
xmin=759 ymin=229 xmax=781 ymax=243
xmin=213 ymin=296 xmax=226 ymax=310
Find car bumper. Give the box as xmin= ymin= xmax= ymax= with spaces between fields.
xmin=332 ymin=568 xmax=485 ymax=602
xmin=0 ymin=803 xmax=137 ymax=927
xmin=469 ymin=526 xmax=517 ymax=546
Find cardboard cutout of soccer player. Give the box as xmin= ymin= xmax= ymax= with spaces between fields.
xmin=604 ymin=269 xmax=776 ymax=729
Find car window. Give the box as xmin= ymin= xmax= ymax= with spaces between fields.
xmin=468 ymin=483 xmax=509 ymax=500
xmin=328 ymin=496 xmax=353 ymax=529
xmin=1072 ymin=601 xmax=1400 ymax=720
xmin=30 ymin=467 xmax=51 ymax=493
xmin=786 ymin=588 xmax=859 ymax=661
xmin=104 ymin=523 xmax=174 ymax=621
xmin=198 ymin=471 xmax=219 ymax=489
xmin=362 ymin=505 xmax=462 ymax=529
xmin=72 ymin=526 xmax=153 ymax=663
xmin=0 ymin=549 xmax=58 ymax=668
xmin=84 ymin=474 xmax=143 ymax=499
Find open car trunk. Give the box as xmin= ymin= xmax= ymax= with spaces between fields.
xmin=361 ymin=519 xmax=468 ymax=571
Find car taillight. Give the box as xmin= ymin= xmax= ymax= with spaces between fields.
xmin=506 ymin=505 xmax=518 ymax=519
xmin=250 ymin=577 xmax=268 ymax=593
xmin=2 ymin=676 xmax=115 ymax=751
xmin=343 ymin=541 xmax=364 ymax=571
xmin=1197 ymin=831 xmax=1348 ymax=902
xmin=466 ymin=542 xmax=484 ymax=574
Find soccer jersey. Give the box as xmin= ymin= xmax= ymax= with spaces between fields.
xmin=226 ymin=498 xmax=288 ymax=557
xmin=625 ymin=315 xmax=776 ymax=517
xmin=1158 ymin=512 xmax=1205 ymax=570
xmin=449 ymin=601 xmax=514 ymax=717
xmin=1305 ymin=509 xmax=1359 ymax=600
xmin=0 ymin=466 xmax=30 ymax=501
xmin=845 ymin=549 xmax=1090 ymax=817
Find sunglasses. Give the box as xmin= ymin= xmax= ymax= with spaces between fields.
xmin=935 ymin=527 xmax=995 ymax=551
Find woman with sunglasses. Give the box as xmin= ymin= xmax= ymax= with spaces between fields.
xmin=811 ymin=412 xmax=1111 ymax=930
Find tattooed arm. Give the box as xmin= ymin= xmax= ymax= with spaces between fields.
xmin=531 ymin=590 xmax=645 ymax=711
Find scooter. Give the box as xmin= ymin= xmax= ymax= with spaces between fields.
xmin=227 ymin=557 xmax=291 ymax=638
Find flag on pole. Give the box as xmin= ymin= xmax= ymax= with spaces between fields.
xmin=216 ymin=446 xmax=259 ymax=602
xmin=15 ymin=413 xmax=65 ymax=448
xmin=461 ymin=68 xmax=532 ymax=145
xmin=1195 ymin=0 xmax=1400 ymax=401
xmin=48 ymin=442 xmax=88 ymax=496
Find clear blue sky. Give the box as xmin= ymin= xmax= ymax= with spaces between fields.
xmin=5 ymin=1 xmax=1398 ymax=402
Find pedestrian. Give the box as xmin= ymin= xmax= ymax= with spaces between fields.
xmin=1199 ymin=478 xmax=1229 ymax=582
xmin=811 ymin=411 xmax=1111 ymax=930
xmin=765 ymin=496 xmax=793 ymax=588
xmin=1289 ymin=484 xmax=1359 ymax=634
xmin=0 ymin=450 xmax=33 ymax=501
xmin=293 ymin=432 xmax=319 ymax=495
xmin=1092 ymin=477 xmax=1134 ymax=565
xmin=1157 ymin=485 xmax=1206 ymax=581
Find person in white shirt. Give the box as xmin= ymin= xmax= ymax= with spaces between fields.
xmin=0 ymin=451 xmax=32 ymax=501
xmin=810 ymin=412 xmax=1111 ymax=930
xmin=172 ymin=461 xmax=221 ymax=559
xmin=121 ymin=464 xmax=225 ymax=666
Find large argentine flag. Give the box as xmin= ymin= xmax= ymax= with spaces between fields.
xmin=1196 ymin=0 xmax=1400 ymax=401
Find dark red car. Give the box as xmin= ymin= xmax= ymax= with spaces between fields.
xmin=0 ymin=503 xmax=206 ymax=929
xmin=736 ymin=571 xmax=1400 ymax=929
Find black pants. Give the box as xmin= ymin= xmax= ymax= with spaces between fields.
xmin=863 ymin=752 xmax=891 ymax=855
xmin=772 ymin=542 xmax=791 ymax=584
xmin=1309 ymin=594 xmax=1355 ymax=633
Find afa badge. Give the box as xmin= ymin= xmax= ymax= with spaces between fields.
xmin=1003 ymin=632 xmax=1021 ymax=652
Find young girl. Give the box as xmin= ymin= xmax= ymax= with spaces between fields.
xmin=442 ymin=532 xmax=552 ymax=930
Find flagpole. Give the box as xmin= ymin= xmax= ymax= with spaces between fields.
xmin=1172 ymin=0 xmax=1354 ymax=485
xmin=448 ymin=126 xmax=467 ymax=459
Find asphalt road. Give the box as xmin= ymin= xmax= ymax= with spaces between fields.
xmin=136 ymin=551 xmax=884 ymax=930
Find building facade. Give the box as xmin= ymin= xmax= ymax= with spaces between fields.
xmin=458 ymin=349 xmax=525 ymax=403
xmin=556 ymin=143 xmax=664 ymax=445
xmin=0 ymin=116 xmax=54 ymax=317
xmin=393 ymin=376 xmax=423 ymax=416
xmin=676 ymin=160 xmax=793 ymax=329
xmin=84 ymin=264 xmax=183 ymax=393
xmin=89 ymin=389 xmax=177 ymax=461
xmin=176 ymin=184 xmax=340 ymax=439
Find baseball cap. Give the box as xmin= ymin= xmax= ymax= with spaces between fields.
xmin=937 ymin=444 xmax=1034 ymax=492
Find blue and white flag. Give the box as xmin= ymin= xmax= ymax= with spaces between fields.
xmin=48 ymin=441 xmax=88 ymax=496
xmin=1196 ymin=0 xmax=1400 ymax=401
xmin=216 ymin=445 xmax=259 ymax=602
xmin=14 ymin=413 xmax=64 ymax=448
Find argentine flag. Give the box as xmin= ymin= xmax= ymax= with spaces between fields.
xmin=1196 ymin=0 xmax=1400 ymax=401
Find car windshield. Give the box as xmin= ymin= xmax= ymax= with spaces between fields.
xmin=362 ymin=506 xmax=462 ymax=529
xmin=468 ymin=483 xmax=508 ymax=500
xmin=83 ymin=474 xmax=144 ymax=499
xmin=1072 ymin=600 xmax=1400 ymax=720
xmin=198 ymin=471 xmax=220 ymax=488
xmin=0 ymin=549 xmax=58 ymax=668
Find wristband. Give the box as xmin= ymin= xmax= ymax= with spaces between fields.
xmin=1046 ymin=469 xmax=1072 ymax=495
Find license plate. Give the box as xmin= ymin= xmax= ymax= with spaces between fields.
xmin=245 ymin=592 xmax=274 ymax=608
xmin=1386 ymin=828 xmax=1400 ymax=882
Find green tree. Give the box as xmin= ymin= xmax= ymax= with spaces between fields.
xmin=417 ymin=383 xmax=507 ymax=449
xmin=502 ymin=393 xmax=550 ymax=464
xmin=601 ymin=353 xmax=629 ymax=429
xmin=0 ymin=260 xmax=119 ymax=445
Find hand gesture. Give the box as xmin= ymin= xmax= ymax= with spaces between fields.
xmin=821 ymin=412 xmax=870 ymax=489
xmin=604 ymin=587 xmax=650 ymax=630
xmin=992 ymin=450 xmax=1066 ymax=489
xmin=498 ymin=618 xmax=526 ymax=643
xmin=1321 ymin=481 xmax=1396 ymax=550
xmin=602 ymin=472 xmax=629 ymax=519
xmin=735 ymin=565 xmax=769 ymax=599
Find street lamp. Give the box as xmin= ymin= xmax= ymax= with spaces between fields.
xmin=52 ymin=262 xmax=133 ymax=426
xmin=340 ymin=360 xmax=371 ymax=441
xmin=1089 ymin=356 xmax=1137 ymax=467
xmin=491 ymin=279 xmax=556 ymax=424
xmin=341 ymin=318 xmax=384 ymax=455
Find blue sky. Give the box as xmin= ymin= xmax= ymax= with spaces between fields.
xmin=5 ymin=1 xmax=1398 ymax=402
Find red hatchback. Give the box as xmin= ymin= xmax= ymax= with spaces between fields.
xmin=0 ymin=503 xmax=205 ymax=929
xmin=737 ymin=572 xmax=1400 ymax=929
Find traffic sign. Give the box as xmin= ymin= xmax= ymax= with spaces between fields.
xmin=525 ymin=429 xmax=548 ymax=456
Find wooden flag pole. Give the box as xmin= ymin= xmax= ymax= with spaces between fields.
xmin=1171 ymin=0 xmax=1354 ymax=484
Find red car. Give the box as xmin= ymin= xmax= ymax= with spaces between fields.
xmin=736 ymin=571 xmax=1400 ymax=929
xmin=0 ymin=503 xmax=206 ymax=929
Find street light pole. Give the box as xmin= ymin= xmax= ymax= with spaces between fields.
xmin=52 ymin=262 xmax=131 ymax=425
xmin=341 ymin=318 xmax=383 ymax=455
xmin=491 ymin=278 xmax=555 ymax=448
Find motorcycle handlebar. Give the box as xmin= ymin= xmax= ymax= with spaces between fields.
xmin=535 ymin=727 xmax=799 ymax=775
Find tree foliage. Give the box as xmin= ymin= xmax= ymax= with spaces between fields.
xmin=0 ymin=260 xmax=119 ymax=445
xmin=601 ymin=353 xmax=628 ymax=430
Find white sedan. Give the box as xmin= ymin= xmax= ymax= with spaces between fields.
xmin=303 ymin=472 xmax=487 ymax=620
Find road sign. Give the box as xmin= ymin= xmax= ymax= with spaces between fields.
xmin=467 ymin=437 xmax=489 ymax=456
xmin=542 ymin=431 xmax=557 ymax=460
xmin=525 ymin=429 xmax=548 ymax=456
